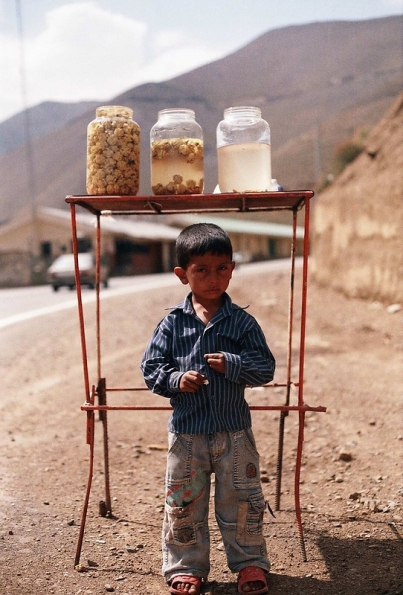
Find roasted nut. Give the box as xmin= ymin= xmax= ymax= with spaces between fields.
xmin=151 ymin=138 xmax=203 ymax=161
xmin=151 ymin=137 xmax=203 ymax=195
xmin=152 ymin=176 xmax=204 ymax=196
xmin=86 ymin=115 xmax=140 ymax=195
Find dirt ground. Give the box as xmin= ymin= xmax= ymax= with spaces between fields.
xmin=1 ymin=264 xmax=402 ymax=595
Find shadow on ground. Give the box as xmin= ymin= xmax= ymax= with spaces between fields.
xmin=205 ymin=522 xmax=403 ymax=595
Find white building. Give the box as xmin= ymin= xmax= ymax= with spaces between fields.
xmin=0 ymin=207 xmax=304 ymax=287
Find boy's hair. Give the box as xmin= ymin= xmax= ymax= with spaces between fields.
xmin=176 ymin=223 xmax=233 ymax=269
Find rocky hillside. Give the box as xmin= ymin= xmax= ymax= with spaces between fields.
xmin=311 ymin=92 xmax=403 ymax=303
xmin=0 ymin=16 xmax=401 ymax=223
xmin=0 ymin=100 xmax=99 ymax=155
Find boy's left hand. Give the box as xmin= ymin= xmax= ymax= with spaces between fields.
xmin=204 ymin=352 xmax=226 ymax=374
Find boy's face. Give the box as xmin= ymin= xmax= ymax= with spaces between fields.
xmin=174 ymin=251 xmax=235 ymax=303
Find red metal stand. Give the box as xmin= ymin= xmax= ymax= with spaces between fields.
xmin=65 ymin=191 xmax=326 ymax=568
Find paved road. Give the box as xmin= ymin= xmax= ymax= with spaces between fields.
xmin=0 ymin=259 xmax=299 ymax=329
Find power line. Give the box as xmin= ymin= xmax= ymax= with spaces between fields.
xmin=15 ymin=0 xmax=40 ymax=282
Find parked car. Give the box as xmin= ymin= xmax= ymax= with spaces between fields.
xmin=46 ymin=253 xmax=109 ymax=291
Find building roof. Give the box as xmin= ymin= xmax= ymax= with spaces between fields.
xmin=0 ymin=207 xmax=302 ymax=246
xmin=170 ymin=214 xmax=304 ymax=239
xmin=41 ymin=207 xmax=181 ymax=241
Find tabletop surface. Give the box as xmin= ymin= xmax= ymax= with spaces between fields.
xmin=65 ymin=191 xmax=314 ymax=215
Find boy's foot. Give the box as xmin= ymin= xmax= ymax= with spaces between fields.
xmin=237 ymin=566 xmax=269 ymax=594
xmin=169 ymin=575 xmax=202 ymax=594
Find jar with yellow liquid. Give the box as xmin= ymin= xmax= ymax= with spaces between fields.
xmin=150 ymin=108 xmax=204 ymax=195
xmin=216 ymin=106 xmax=271 ymax=193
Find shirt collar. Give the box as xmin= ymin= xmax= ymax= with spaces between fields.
xmin=174 ymin=292 xmax=234 ymax=319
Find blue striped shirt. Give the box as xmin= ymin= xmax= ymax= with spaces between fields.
xmin=141 ymin=292 xmax=275 ymax=434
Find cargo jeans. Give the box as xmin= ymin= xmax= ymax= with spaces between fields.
xmin=162 ymin=429 xmax=270 ymax=582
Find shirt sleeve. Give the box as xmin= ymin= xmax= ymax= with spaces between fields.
xmin=222 ymin=315 xmax=275 ymax=386
xmin=140 ymin=317 xmax=183 ymax=398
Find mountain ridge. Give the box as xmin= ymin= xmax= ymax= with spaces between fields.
xmin=0 ymin=16 xmax=401 ymax=223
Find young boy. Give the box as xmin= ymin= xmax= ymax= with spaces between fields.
xmin=141 ymin=223 xmax=275 ymax=595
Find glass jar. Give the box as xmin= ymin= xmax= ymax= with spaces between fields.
xmin=86 ymin=105 xmax=140 ymax=195
xmin=216 ymin=106 xmax=271 ymax=192
xmin=150 ymin=108 xmax=204 ymax=195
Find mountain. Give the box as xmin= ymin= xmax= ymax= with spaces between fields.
xmin=0 ymin=100 xmax=99 ymax=154
xmin=0 ymin=16 xmax=401 ymax=224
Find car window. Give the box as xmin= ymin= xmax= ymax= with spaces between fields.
xmin=49 ymin=254 xmax=93 ymax=271
xmin=77 ymin=254 xmax=93 ymax=267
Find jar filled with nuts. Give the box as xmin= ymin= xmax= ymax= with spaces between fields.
xmin=86 ymin=106 xmax=140 ymax=195
xmin=150 ymin=108 xmax=204 ymax=195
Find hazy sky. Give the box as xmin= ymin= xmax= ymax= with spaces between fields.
xmin=0 ymin=0 xmax=402 ymax=123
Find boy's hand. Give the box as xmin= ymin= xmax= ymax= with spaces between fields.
xmin=204 ymin=353 xmax=226 ymax=374
xmin=179 ymin=371 xmax=208 ymax=392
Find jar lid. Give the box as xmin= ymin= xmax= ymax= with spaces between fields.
xmin=223 ymin=106 xmax=262 ymax=119
xmin=158 ymin=108 xmax=196 ymax=120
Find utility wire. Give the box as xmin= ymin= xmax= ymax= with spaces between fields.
xmin=15 ymin=0 xmax=40 ymax=281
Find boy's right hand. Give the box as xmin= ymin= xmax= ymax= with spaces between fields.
xmin=179 ymin=371 xmax=207 ymax=393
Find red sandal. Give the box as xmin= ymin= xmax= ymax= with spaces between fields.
xmin=238 ymin=566 xmax=269 ymax=594
xmin=169 ymin=575 xmax=202 ymax=595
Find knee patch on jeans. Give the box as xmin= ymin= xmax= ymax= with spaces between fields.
xmin=166 ymin=468 xmax=206 ymax=507
xmin=164 ymin=469 xmax=207 ymax=546
xmin=236 ymin=493 xmax=266 ymax=546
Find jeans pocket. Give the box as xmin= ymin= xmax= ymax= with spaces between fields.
xmin=233 ymin=429 xmax=261 ymax=490
xmin=236 ymin=493 xmax=266 ymax=546
xmin=163 ymin=501 xmax=197 ymax=546
xmin=167 ymin=432 xmax=193 ymax=457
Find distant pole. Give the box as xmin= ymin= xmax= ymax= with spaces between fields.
xmin=313 ymin=121 xmax=322 ymax=184
xmin=15 ymin=0 xmax=40 ymax=283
